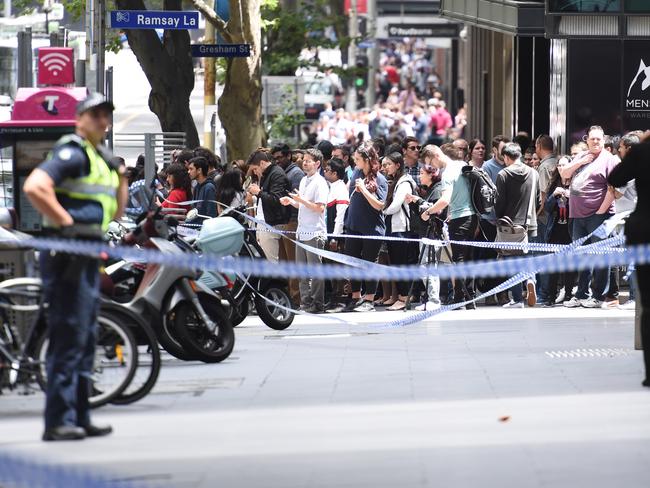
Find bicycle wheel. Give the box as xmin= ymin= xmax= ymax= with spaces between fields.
xmin=100 ymin=306 xmax=162 ymax=405
xmin=35 ymin=314 xmax=138 ymax=408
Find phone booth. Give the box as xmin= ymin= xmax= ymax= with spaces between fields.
xmin=0 ymin=47 xmax=87 ymax=234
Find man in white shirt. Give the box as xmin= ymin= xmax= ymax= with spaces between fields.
xmin=281 ymin=149 xmax=330 ymax=313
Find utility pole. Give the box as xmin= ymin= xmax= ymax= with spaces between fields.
xmin=365 ymin=0 xmax=377 ymax=107
xmin=4 ymin=0 xmax=11 ymax=18
xmin=345 ymin=0 xmax=358 ymax=112
xmin=204 ymin=14 xmax=216 ymax=151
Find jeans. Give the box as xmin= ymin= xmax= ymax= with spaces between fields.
xmin=41 ymin=252 xmax=100 ymax=430
xmin=345 ymin=232 xmax=382 ymax=296
xmin=448 ymin=214 xmax=479 ymax=302
xmin=419 ymin=242 xmax=441 ymax=305
xmin=295 ymin=237 xmax=325 ymax=307
xmin=572 ymin=213 xmax=610 ymax=301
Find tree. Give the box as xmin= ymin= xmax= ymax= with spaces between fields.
xmin=193 ymin=0 xmax=264 ymax=160
xmin=115 ymin=0 xmax=199 ymax=148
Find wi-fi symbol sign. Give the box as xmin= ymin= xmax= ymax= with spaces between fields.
xmin=41 ymin=52 xmax=70 ymax=77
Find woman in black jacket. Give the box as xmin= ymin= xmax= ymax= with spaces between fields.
xmin=540 ymin=161 xmax=576 ymax=307
xmin=608 ymin=133 xmax=650 ymax=387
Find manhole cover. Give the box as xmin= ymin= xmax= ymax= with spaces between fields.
xmin=545 ymin=348 xmax=634 ymax=359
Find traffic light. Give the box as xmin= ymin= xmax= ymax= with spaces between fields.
xmin=355 ymin=54 xmax=368 ymax=91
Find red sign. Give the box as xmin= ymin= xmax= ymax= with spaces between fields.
xmin=0 ymin=87 xmax=88 ymax=128
xmin=344 ymin=0 xmax=368 ymax=15
xmin=37 ymin=47 xmax=75 ymax=86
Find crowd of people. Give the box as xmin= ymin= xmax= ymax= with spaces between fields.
xmin=128 ymin=122 xmax=641 ymax=315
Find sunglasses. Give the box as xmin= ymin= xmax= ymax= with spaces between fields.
xmin=408 ymin=145 xmax=421 ymax=151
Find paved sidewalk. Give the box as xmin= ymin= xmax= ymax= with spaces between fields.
xmin=1 ymin=307 xmax=649 ymax=487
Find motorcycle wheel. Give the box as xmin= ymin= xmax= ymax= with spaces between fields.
xmin=35 ymin=314 xmax=138 ymax=408
xmin=254 ymin=284 xmax=294 ymax=330
xmin=171 ymin=293 xmax=235 ymax=363
xmin=229 ymin=296 xmax=249 ymax=327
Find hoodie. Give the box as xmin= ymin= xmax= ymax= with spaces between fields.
xmin=495 ymin=161 xmax=541 ymax=235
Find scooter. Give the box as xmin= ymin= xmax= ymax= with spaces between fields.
xmin=104 ymin=206 xmax=235 ymax=363
xmin=183 ymin=207 xmax=294 ymax=330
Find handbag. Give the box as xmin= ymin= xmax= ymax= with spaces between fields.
xmin=495 ymin=180 xmax=535 ymax=256
xmin=495 ymin=216 xmax=528 ymax=256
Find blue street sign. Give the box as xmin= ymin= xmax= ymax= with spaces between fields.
xmin=191 ymin=44 xmax=251 ymax=58
xmin=110 ymin=10 xmax=199 ymax=30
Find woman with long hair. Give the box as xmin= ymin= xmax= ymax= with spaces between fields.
xmin=342 ymin=141 xmax=388 ymax=312
xmin=540 ymin=158 xmax=576 ymax=306
xmin=382 ymin=152 xmax=418 ymax=311
xmin=161 ymin=163 xmax=192 ymax=211
xmin=215 ymin=168 xmax=245 ymax=214
xmin=468 ymin=139 xmax=486 ymax=168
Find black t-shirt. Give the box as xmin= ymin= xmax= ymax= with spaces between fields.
xmin=38 ymin=142 xmax=104 ymax=225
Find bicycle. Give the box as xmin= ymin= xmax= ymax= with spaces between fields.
xmin=0 ymin=277 xmax=140 ymax=408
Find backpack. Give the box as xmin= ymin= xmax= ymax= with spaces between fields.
xmin=400 ymin=179 xmax=427 ymax=236
xmin=461 ymin=165 xmax=497 ymax=214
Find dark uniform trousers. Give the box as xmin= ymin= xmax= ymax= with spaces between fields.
xmin=41 ymin=252 xmax=100 ymax=430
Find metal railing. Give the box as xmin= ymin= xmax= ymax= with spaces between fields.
xmin=113 ymin=132 xmax=186 ymax=182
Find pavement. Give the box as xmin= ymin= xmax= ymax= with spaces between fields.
xmin=1 ymin=306 xmax=649 ymax=488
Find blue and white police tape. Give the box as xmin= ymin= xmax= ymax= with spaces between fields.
xmin=0 ymin=452 xmax=148 ymax=488
xmin=0 ymin=232 xmax=627 ymax=283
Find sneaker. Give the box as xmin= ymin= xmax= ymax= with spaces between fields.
xmin=538 ymin=301 xmax=555 ymax=308
xmin=340 ymin=299 xmax=363 ymax=313
xmin=415 ymin=301 xmax=441 ymax=311
xmin=563 ymin=297 xmax=581 ymax=308
xmin=601 ymin=299 xmax=619 ymax=309
xmin=555 ymin=289 xmax=566 ymax=304
xmin=502 ymin=300 xmax=524 ymax=308
xmin=353 ymin=300 xmax=376 ymax=312
xmin=618 ymin=300 xmax=636 ymax=310
xmin=581 ymin=297 xmax=603 ymax=308
xmin=526 ymin=280 xmax=537 ymax=307
xmin=326 ymin=304 xmax=346 ymax=313
xmin=306 ymin=304 xmax=326 ymax=314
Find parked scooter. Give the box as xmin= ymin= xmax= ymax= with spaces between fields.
xmin=182 ymin=207 xmax=294 ymax=330
xmin=104 ymin=206 xmax=235 ymax=363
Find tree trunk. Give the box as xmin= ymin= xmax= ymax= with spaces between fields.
xmin=115 ymin=0 xmax=199 ymax=148
xmin=194 ymin=0 xmax=264 ymax=160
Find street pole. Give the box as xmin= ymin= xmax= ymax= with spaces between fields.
xmin=96 ymin=0 xmax=106 ymax=94
xmin=345 ymin=0 xmax=358 ymax=113
xmin=85 ymin=0 xmax=96 ymax=92
xmin=204 ymin=15 xmax=216 ymax=151
xmin=3 ymin=0 xmax=10 ymax=18
xmin=365 ymin=0 xmax=377 ymax=107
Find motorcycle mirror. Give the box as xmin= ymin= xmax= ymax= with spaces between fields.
xmin=186 ymin=208 xmax=199 ymax=221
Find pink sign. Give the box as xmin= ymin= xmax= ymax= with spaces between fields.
xmin=0 ymin=87 xmax=88 ymax=127
xmin=37 ymin=47 xmax=75 ymax=86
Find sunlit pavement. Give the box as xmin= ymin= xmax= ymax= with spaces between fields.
xmin=2 ymin=307 xmax=649 ymax=487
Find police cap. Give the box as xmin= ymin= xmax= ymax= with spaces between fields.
xmin=76 ymin=92 xmax=115 ymax=116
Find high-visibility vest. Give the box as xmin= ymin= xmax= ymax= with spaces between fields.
xmin=49 ymin=134 xmax=120 ymax=233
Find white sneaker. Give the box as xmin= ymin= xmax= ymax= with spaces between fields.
xmin=618 ymin=300 xmax=636 ymax=310
xmin=581 ymin=297 xmax=603 ymax=308
xmin=563 ymin=297 xmax=581 ymax=308
xmin=415 ymin=301 xmax=441 ymax=311
xmin=600 ymin=299 xmax=619 ymax=309
xmin=555 ymin=289 xmax=566 ymax=304
xmin=502 ymin=300 xmax=524 ymax=308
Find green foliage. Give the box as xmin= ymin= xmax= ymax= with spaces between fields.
xmin=261 ymin=0 xmax=349 ymax=76
xmin=266 ymin=86 xmax=304 ymax=145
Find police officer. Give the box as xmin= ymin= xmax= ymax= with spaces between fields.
xmin=24 ymin=93 xmax=128 ymax=441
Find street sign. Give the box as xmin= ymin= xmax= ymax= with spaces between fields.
xmin=191 ymin=44 xmax=251 ymax=58
xmin=109 ymin=10 xmax=199 ymax=30
xmin=387 ymin=23 xmax=461 ymax=38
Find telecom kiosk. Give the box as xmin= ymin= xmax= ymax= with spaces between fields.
xmin=0 ymin=47 xmax=87 ymax=233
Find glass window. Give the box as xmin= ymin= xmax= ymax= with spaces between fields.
xmin=626 ymin=0 xmax=650 ymax=13
xmin=548 ymin=0 xmax=621 ymax=12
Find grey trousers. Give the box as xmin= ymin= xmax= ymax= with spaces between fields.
xmin=295 ymin=237 xmax=325 ymax=307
